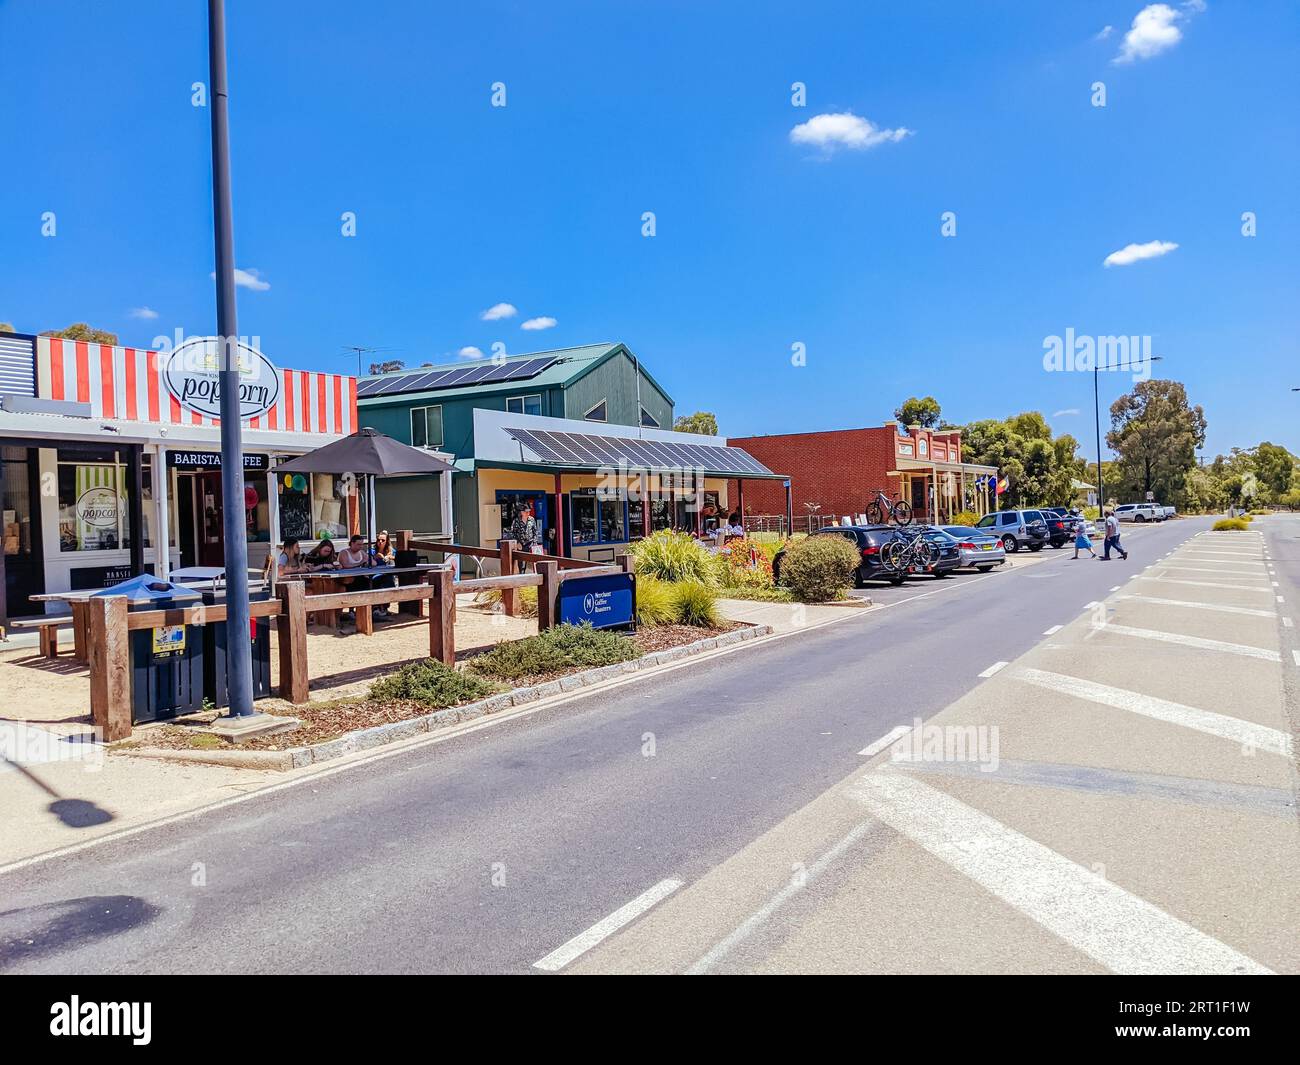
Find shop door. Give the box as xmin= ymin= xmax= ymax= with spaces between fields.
xmin=1 ymin=447 xmax=43 ymax=620
xmin=197 ymin=471 xmax=225 ymax=566
xmin=909 ymin=476 xmax=928 ymax=523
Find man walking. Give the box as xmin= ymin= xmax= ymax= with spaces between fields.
xmin=508 ymin=501 xmax=539 ymax=571
xmin=1101 ymin=509 xmax=1128 ymax=561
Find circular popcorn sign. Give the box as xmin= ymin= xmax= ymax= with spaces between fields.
xmin=163 ymin=337 xmax=281 ymax=421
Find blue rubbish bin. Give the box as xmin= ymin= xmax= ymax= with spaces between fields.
xmin=92 ymin=575 xmax=204 ymax=724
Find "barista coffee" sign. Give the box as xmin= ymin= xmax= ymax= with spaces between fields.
xmin=163 ymin=337 xmax=281 ymax=421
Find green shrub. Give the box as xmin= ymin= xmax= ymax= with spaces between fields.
xmin=468 ymin=623 xmax=640 ymax=681
xmin=671 ymin=581 xmax=721 ymax=627
xmin=1211 ymin=517 xmax=1251 ymax=531
xmin=779 ymin=535 xmax=859 ymax=602
xmin=370 ymin=658 xmax=501 ymax=707
xmin=630 ymin=529 xmax=723 ymax=586
xmin=635 ymin=575 xmax=677 ymax=626
xmin=715 ymin=585 xmax=795 ymax=603
xmin=474 ymin=585 xmax=539 ymax=618
xmin=719 ymin=536 xmax=774 ymax=589
xmin=949 ymin=510 xmax=979 ymax=526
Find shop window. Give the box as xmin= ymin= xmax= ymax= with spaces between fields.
xmin=2 ymin=449 xmax=34 ymax=558
xmin=583 ymin=400 xmax=608 ymax=423
xmin=506 ymin=394 xmax=543 ymax=417
xmin=919 ymin=439 xmax=928 ymax=456
xmin=569 ymin=488 xmax=627 ymax=546
xmin=639 ymin=406 xmax=660 ymax=429
xmin=411 ymin=405 xmax=444 ymax=449
xmin=649 ymin=498 xmax=673 ymax=532
xmin=55 ymin=449 xmax=154 ymax=552
xmin=898 ymin=443 xmax=914 ymax=456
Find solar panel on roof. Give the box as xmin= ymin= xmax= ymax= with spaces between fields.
xmin=502 ymin=427 xmax=776 ymax=477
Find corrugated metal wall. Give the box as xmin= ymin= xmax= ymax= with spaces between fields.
xmin=0 ymin=333 xmax=37 ymax=397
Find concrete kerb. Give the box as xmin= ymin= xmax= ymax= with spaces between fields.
xmin=115 ymin=625 xmax=773 ymax=772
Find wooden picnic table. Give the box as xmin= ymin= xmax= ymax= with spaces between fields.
xmin=29 ymin=577 xmax=269 ymax=661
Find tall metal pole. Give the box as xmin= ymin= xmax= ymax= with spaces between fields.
xmin=208 ymin=0 xmax=254 ymax=717
xmin=1093 ymin=364 xmax=1103 ymax=515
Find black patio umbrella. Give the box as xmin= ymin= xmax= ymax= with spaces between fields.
xmin=274 ymin=427 xmax=455 ymax=477
xmin=273 ymin=428 xmax=455 ymax=551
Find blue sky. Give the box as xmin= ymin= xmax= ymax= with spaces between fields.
xmin=1 ymin=0 xmax=1296 ymax=458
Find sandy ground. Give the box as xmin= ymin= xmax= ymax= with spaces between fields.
xmin=0 ymin=595 xmax=536 ymax=733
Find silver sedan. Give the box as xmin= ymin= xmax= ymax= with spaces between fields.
xmin=939 ymin=526 xmax=1007 ymax=570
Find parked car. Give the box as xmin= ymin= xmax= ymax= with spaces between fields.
xmin=939 ymin=526 xmax=1007 ymax=571
xmin=781 ymin=524 xmax=910 ymax=587
xmin=1038 ymin=510 xmax=1074 ymax=548
xmin=1160 ymin=505 xmax=1176 ymax=519
xmin=911 ymin=526 xmax=963 ymax=578
xmin=973 ymin=509 xmax=1050 ymax=552
xmin=1114 ymin=503 xmax=1162 ymax=523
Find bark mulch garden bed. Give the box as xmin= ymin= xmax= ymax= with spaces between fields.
xmin=116 ymin=622 xmax=746 ymax=755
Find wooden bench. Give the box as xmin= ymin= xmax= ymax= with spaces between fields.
xmin=9 ymin=616 xmax=73 ymax=659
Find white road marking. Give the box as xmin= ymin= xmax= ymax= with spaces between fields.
xmin=979 ymin=661 xmax=1009 ymax=678
xmin=1293 ymin=650 xmax=1300 ymax=667
xmin=533 ymin=879 xmax=684 ymax=972
xmin=1278 ymin=596 xmax=1286 ymax=604
xmin=1284 ymin=617 xmax=1294 ymax=628
xmin=1083 ymin=601 xmax=1100 ymax=610
xmin=1152 ymin=566 xmax=1269 ymax=579
xmin=1137 ymin=576 xmax=1273 ymax=593
xmin=1116 ymin=595 xmax=1275 ymax=618
xmin=1109 ymin=585 xmax=1121 ymax=592
xmin=1015 ymin=668 xmax=1292 ymax=757
xmin=847 ymin=773 xmax=1273 ymax=975
xmin=860 ymin=725 xmax=911 ymax=758
xmin=686 ymin=820 xmax=878 ymax=974
xmin=1095 ymin=623 xmax=1280 ymax=662
xmin=1042 ymin=625 xmax=1063 ymax=635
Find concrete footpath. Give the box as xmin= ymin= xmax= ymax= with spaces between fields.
xmin=574 ymin=519 xmax=1300 ymax=974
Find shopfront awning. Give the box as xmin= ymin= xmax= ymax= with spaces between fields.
xmin=502 ymin=426 xmax=784 ymax=479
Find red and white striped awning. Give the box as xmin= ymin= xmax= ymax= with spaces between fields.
xmin=35 ymin=336 xmax=356 ymax=435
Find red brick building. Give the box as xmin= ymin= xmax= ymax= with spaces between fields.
xmin=727 ymin=423 xmax=998 ymax=529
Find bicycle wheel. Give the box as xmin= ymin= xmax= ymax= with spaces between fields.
xmin=865 ymin=501 xmax=886 ymax=525
xmin=891 ymin=500 xmax=913 ymax=526
xmin=880 ymin=540 xmax=906 ymax=572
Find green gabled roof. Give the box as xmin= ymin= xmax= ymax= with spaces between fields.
xmin=356 ymin=342 xmax=674 ymax=407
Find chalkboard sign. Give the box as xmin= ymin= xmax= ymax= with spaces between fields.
xmin=279 ymin=494 xmax=312 ymax=541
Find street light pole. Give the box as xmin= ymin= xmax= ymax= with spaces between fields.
xmin=208 ymin=0 xmax=254 ymax=718
xmin=1092 ymin=355 xmax=1164 ymax=513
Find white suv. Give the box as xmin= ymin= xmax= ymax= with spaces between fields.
xmin=1114 ymin=503 xmax=1161 ymax=523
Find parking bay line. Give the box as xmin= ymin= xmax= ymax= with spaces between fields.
xmin=1136 ymin=576 xmax=1275 ymax=593
xmin=846 ymin=772 xmax=1272 ymax=975
xmin=1094 ymin=623 xmax=1280 ymax=662
xmin=533 ymin=878 xmax=684 ymax=972
xmin=1014 ymin=667 xmax=1292 ymax=757
xmin=860 ymin=725 xmax=912 ymax=758
xmin=1116 ymin=594 xmax=1276 ymax=618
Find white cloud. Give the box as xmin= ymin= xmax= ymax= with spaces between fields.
xmin=458 ymin=346 xmax=484 ymax=359
xmin=480 ymin=302 xmax=517 ymax=321
xmin=1113 ymin=3 xmax=1193 ymax=64
xmin=1053 ymin=408 xmax=1081 ymax=417
xmin=520 ymin=316 xmax=557 ymax=331
xmin=1103 ymin=239 xmax=1179 ymax=267
xmin=1095 ymin=25 xmax=1114 ymax=40
xmin=128 ymin=306 xmax=159 ymax=320
xmin=789 ymin=112 xmax=912 ymax=155
xmin=209 ymin=267 xmax=270 ymax=291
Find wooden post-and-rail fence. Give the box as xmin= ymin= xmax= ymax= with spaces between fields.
xmin=84 ymin=552 xmax=632 ymax=742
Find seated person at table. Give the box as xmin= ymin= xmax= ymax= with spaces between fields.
xmin=305 ymin=537 xmax=341 ymax=571
xmin=274 ymin=538 xmax=305 ymax=578
xmin=373 ymin=530 xmax=396 ymax=566
xmin=339 ymin=534 xmax=372 ymax=571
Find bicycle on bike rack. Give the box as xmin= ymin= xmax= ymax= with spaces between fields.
xmin=880 ymin=528 xmax=939 ymax=575
xmin=864 ymin=489 xmax=913 ymax=527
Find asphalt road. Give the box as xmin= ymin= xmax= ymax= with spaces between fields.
xmin=0 ymin=517 xmax=1211 ymax=974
